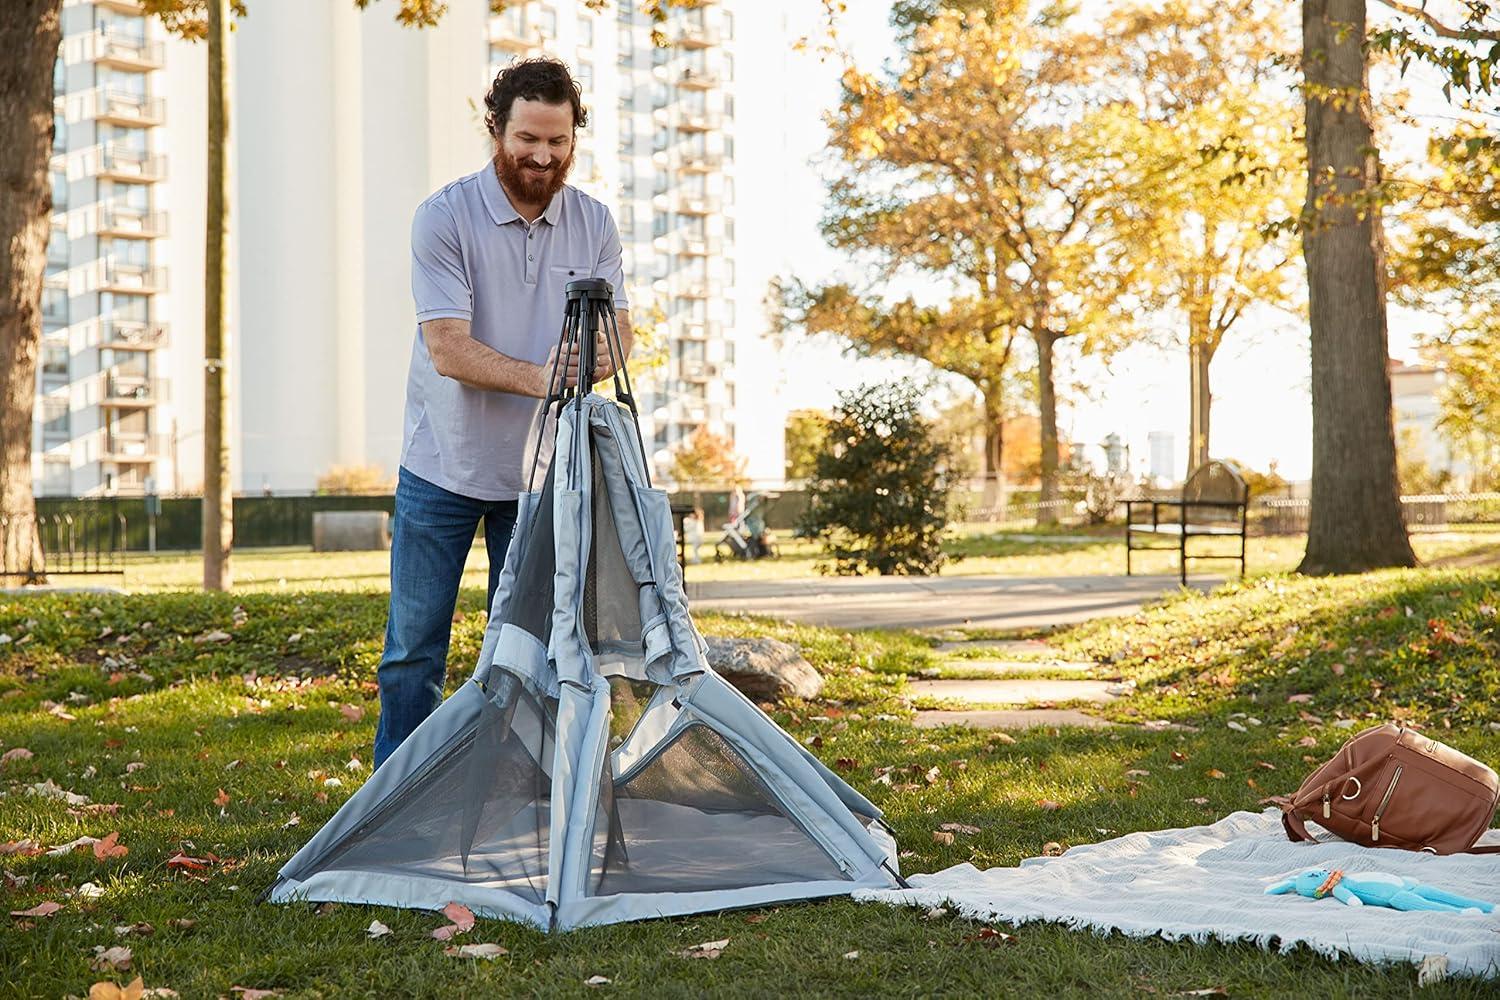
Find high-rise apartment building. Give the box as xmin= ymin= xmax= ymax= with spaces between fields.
xmin=35 ymin=0 xmax=776 ymax=497
xmin=39 ymin=0 xmax=176 ymax=497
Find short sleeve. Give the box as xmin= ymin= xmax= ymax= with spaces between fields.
xmin=411 ymin=198 xmax=472 ymax=323
xmin=597 ymin=211 xmax=630 ymax=310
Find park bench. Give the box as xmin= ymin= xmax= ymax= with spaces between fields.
xmin=1125 ymin=460 xmax=1249 ymax=587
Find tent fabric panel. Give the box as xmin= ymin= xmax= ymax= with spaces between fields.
xmin=556 ymin=675 xmax=614 ymax=903
xmin=631 ymin=482 xmax=710 ymax=680
xmin=556 ymin=869 xmax=899 ymax=930
xmin=584 ymin=447 xmax=645 ymax=651
xmin=544 ymin=679 xmax=596 ymax=909
xmin=480 ymin=623 xmax=553 ymax=699
xmin=268 ymin=870 xmax=550 ymax=930
xmin=548 ymin=489 xmax=592 ymax=689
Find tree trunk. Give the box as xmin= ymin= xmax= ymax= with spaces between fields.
xmin=980 ymin=386 xmax=1007 ymax=518
xmin=1035 ymin=330 xmax=1059 ymax=526
xmin=1297 ymin=0 xmax=1415 ymax=574
xmin=202 ymin=0 xmax=234 ymax=590
xmin=1188 ymin=331 xmax=1212 ymax=472
xmin=0 ymin=0 xmax=62 ymax=586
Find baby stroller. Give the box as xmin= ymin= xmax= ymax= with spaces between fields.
xmin=716 ymin=490 xmax=779 ymax=560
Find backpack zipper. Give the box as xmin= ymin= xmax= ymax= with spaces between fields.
xmin=1371 ymin=765 xmax=1403 ymax=842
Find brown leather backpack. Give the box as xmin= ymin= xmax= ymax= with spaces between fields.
xmin=1273 ymin=722 xmax=1500 ymax=855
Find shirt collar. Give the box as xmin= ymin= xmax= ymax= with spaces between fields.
xmin=479 ymin=159 xmax=566 ymax=227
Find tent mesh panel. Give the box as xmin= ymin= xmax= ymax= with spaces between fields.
xmin=592 ymin=723 xmax=849 ymax=896
xmin=311 ymin=682 xmax=555 ymax=904
xmin=506 ymin=464 xmax=558 ymax=646
xmin=585 ymin=429 xmax=643 ymax=653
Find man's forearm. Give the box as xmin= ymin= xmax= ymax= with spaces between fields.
xmin=431 ymin=332 xmax=546 ymax=397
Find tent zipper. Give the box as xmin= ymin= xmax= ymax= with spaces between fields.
xmin=1371 ymin=765 xmax=1402 ymax=842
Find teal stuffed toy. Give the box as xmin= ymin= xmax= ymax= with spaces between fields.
xmin=1265 ymin=868 xmax=1496 ymax=914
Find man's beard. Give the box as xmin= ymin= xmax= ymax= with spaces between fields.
xmin=495 ymin=146 xmax=573 ymax=207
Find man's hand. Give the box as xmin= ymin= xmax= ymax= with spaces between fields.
xmin=536 ymin=343 xmax=584 ymax=398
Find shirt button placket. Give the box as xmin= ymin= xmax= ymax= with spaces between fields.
xmin=525 ymin=225 xmax=536 ymax=282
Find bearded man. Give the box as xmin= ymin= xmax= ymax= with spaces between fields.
xmin=374 ymin=58 xmax=633 ymax=767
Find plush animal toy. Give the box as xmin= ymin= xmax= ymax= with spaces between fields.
xmin=1265 ymin=868 xmax=1496 ymax=913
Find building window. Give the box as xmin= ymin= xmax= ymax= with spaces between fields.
xmin=652 ymin=126 xmax=668 ymax=153
xmin=652 ymin=213 xmax=668 ymax=238
xmin=723 ymin=53 xmax=734 ymax=82
xmin=42 ymin=286 xmax=68 ymax=325
xmin=42 ymin=457 xmax=70 ymax=496
xmin=577 ymin=58 xmax=593 ymax=92
xmin=723 ymin=134 xmax=734 ymax=161
xmin=724 ymin=94 xmax=734 ymax=119
xmin=537 ymin=5 xmax=556 ymax=37
xmin=651 ymin=80 xmax=668 ymax=109
xmin=725 ymin=219 xmax=735 ymax=243
xmin=41 ymin=396 xmax=70 ymax=438
xmin=42 ymin=342 xmax=69 ymax=376
xmin=722 ymin=12 xmax=734 ymax=40
xmin=579 ymin=16 xmax=594 ymax=46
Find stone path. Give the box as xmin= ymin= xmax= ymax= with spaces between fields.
xmin=908 ymin=678 xmax=1122 ymax=705
xmin=912 ymin=708 xmax=1117 ymax=730
xmin=908 ymin=643 xmax=1137 ymax=732
xmin=688 ymin=573 xmax=1212 ymax=632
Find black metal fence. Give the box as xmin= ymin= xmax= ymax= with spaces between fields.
xmin=0 ymin=511 xmax=127 ymax=580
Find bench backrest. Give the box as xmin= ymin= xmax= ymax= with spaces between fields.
xmin=1182 ymin=461 xmax=1249 ymax=521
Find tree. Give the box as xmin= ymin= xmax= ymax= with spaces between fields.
xmin=1390 ymin=128 xmax=1500 ymax=491
xmin=669 ymin=426 xmax=746 ymax=493
xmin=1295 ymin=0 xmax=1418 ymax=573
xmin=800 ymin=381 xmax=954 ymax=576
xmin=783 ymin=409 xmax=830 ymax=482
xmin=1098 ymin=1 xmax=1304 ymax=470
xmin=808 ymin=5 xmax=1134 ymax=525
xmin=317 ymin=463 xmax=397 ymax=495
xmin=0 ymin=0 xmax=62 ymax=584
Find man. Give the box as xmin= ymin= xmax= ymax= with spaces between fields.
xmin=374 ymin=58 xmax=633 ymax=767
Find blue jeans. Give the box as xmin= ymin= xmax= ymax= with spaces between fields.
xmin=373 ymin=467 xmax=518 ymax=768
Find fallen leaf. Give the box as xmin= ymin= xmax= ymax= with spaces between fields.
xmin=1298 ymin=736 xmax=1318 ymax=748
xmin=47 ymin=835 xmax=101 ymax=856
xmin=1124 ymin=769 xmax=1150 ymax=777
xmin=584 ymin=975 xmax=612 ymax=986
xmin=676 ymin=938 xmax=730 ymax=959
xmin=166 ymin=854 xmax=211 ymax=872
xmin=1 ymin=747 xmax=34 ymax=765
xmin=1226 ymin=721 xmax=1247 ymax=733
xmin=1206 ymin=769 xmax=1226 ymax=780
xmin=931 ymin=830 xmax=955 ymax=845
xmin=939 ymin=822 xmax=981 ymax=835
xmin=11 ymin=901 xmax=63 ymax=918
xmin=988 ymin=732 xmax=1016 ymax=745
xmin=77 ymin=882 xmax=106 ymax=899
xmin=229 ymin=989 xmax=281 ymax=999
xmin=1189 ymin=797 xmax=1210 ymax=805
xmin=1254 ymin=761 xmax=1277 ymax=771
xmin=1041 ymin=841 xmax=1064 ymax=856
xmin=1287 ymin=693 xmax=1313 ymax=704
xmin=214 ymin=788 xmax=231 ymax=808
xmin=366 ymin=920 xmax=392 ymax=939
xmin=1329 ymin=663 xmax=1345 ymax=676
xmin=1176 ymin=989 xmax=1228 ymax=997
xmin=0 ymin=839 xmax=43 ymax=856
xmin=195 ymin=630 xmax=232 ymax=645
xmin=94 ymin=832 xmax=129 ymax=860
xmin=339 ymin=704 xmax=365 ymax=723
xmin=87 ymin=977 xmax=145 ymax=1000
xmin=28 ymin=779 xmax=89 ymax=805
xmin=923 ymin=906 xmax=950 ymax=919
xmin=431 ymin=901 xmax=476 ymax=940
xmin=1418 ymin=954 xmax=1449 ymax=986
xmin=91 ymin=945 xmax=133 ymax=971
xmin=281 ymin=814 xmax=301 ymax=829
xmin=168 ymin=918 xmax=197 ymax=931
xmin=444 ymin=942 xmax=508 ymax=959
xmin=843 ymin=950 xmax=860 ymax=959
xmin=963 ymin=927 xmax=1017 ymax=947
xmin=113 ymin=922 xmax=154 ymax=937
xmin=1170 ymin=750 xmax=1188 ymax=762
xmin=833 ymin=757 xmax=858 ymax=772
xmin=1036 ymin=799 xmax=1062 ymax=811
xmin=124 ymin=762 xmax=146 ymax=774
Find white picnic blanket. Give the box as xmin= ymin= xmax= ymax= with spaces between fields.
xmin=856 ymin=809 xmax=1500 ymax=979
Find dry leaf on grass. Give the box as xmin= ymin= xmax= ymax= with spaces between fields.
xmin=1 ymin=839 xmax=43 ymax=856
xmin=1206 ymin=769 xmax=1226 ymax=780
xmin=367 ymin=920 xmax=392 ymax=939
xmin=230 ymin=988 xmax=282 ymax=999
xmin=46 ymin=835 xmax=99 ymax=856
xmin=963 ymin=927 xmax=1017 ymax=947
xmin=939 ymin=822 xmax=981 ymax=835
xmin=1 ymin=747 xmax=34 ymax=765
xmin=584 ymin=975 xmax=612 ymax=986
xmin=91 ymin=945 xmax=133 ymax=971
xmin=676 ymin=938 xmax=729 ymax=959
xmin=214 ymin=788 xmax=231 ymax=808
xmin=1176 ymin=989 xmax=1228 ymax=997
xmin=94 ymin=832 xmax=128 ymax=860
xmin=11 ymin=901 xmax=63 ymax=918
xmin=1188 ymin=797 xmax=1210 ymax=805
xmin=339 ymin=704 xmax=365 ymax=723
xmin=431 ymin=901 xmax=476 ymax=940
xmin=931 ymin=830 xmax=955 ymax=845
xmin=1036 ymin=799 xmax=1062 ymax=811
xmin=1041 ymin=842 xmax=1064 ymax=857
xmin=88 ymin=977 xmax=144 ymax=1000
xmin=195 ymin=630 xmax=232 ymax=645
xmin=843 ymin=950 xmax=860 ymax=959
xmin=444 ymin=943 xmax=508 ymax=959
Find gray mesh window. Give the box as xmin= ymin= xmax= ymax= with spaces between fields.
xmin=585 ymin=430 xmax=644 ymax=653
xmin=505 ymin=464 xmax=558 ymax=645
xmin=591 ymin=723 xmax=849 ymax=896
xmin=313 ymin=680 xmax=554 ymax=904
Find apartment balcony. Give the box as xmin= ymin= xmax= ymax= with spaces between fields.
xmin=676 ymin=283 xmax=710 ymax=299
xmin=90 ymin=29 xmax=165 ymax=71
xmin=679 ymin=361 xmax=723 ymax=381
xmin=96 ymin=259 xmax=166 ymax=294
xmin=94 ymin=204 xmax=167 ymax=239
xmin=656 ymin=233 xmax=721 ymax=257
xmin=86 ymin=88 xmax=165 ymax=128
xmin=679 ymin=323 xmax=715 ymax=341
xmin=101 ymin=373 xmax=167 ymax=408
xmin=102 ymin=432 xmax=167 ymax=464
xmin=676 ymin=68 xmax=720 ymax=90
xmin=94 ymin=143 xmax=166 ymax=183
xmin=653 ymin=107 xmax=724 ymax=133
xmin=94 ymin=318 xmax=168 ymax=350
xmin=676 ymin=150 xmax=724 ymax=173
xmin=674 ymin=194 xmax=718 ymax=216
xmin=47 ymin=233 xmax=69 ymax=268
xmin=673 ymin=24 xmax=722 ymax=49
xmin=89 ymin=0 xmax=148 ymax=13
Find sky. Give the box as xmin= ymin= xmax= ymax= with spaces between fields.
xmin=751 ymin=0 xmax=1439 ymax=484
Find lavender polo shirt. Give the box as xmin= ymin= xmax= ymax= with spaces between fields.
xmin=401 ymin=162 xmax=629 ymax=500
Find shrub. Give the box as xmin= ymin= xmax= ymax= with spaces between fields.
xmin=799 ymin=381 xmax=954 ymax=575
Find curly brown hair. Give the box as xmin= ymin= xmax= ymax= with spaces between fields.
xmin=484 ymin=57 xmax=589 ymax=139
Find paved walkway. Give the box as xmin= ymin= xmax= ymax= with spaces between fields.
xmin=686 ymin=573 xmax=1211 ymax=632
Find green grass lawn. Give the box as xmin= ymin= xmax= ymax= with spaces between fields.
xmin=72 ymin=524 xmax=1500 ymax=592
xmin=2 ymin=567 xmax=1498 ymax=996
